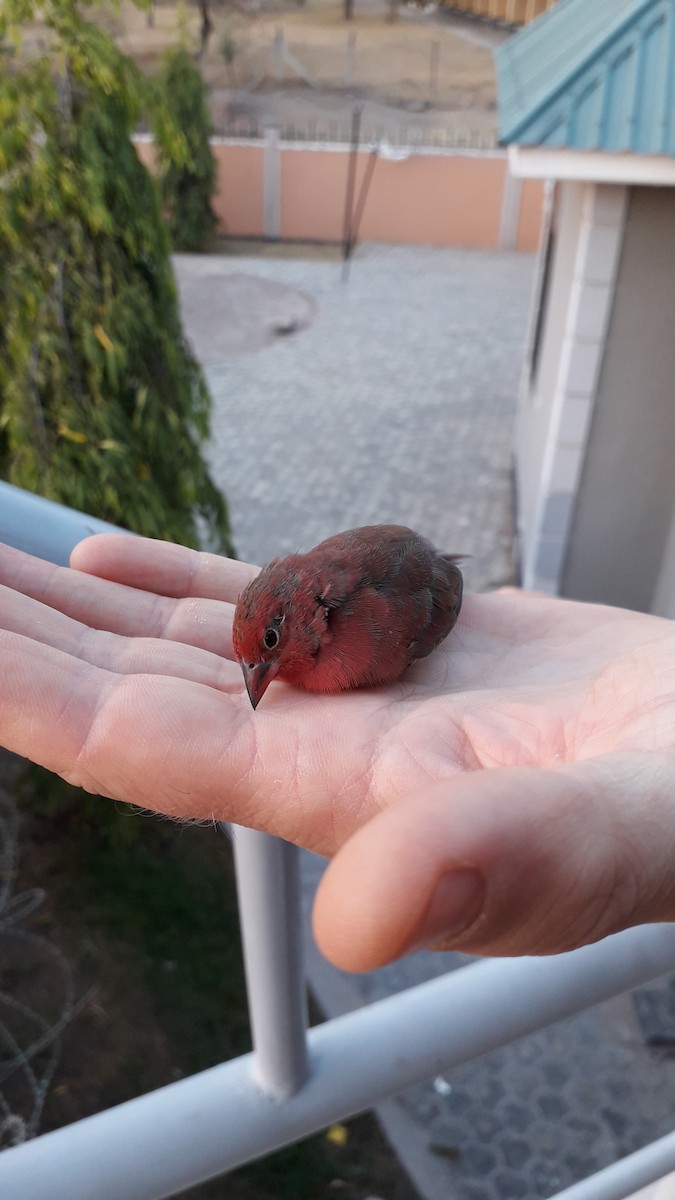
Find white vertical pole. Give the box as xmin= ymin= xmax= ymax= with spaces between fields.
xmin=499 ymin=164 xmax=523 ymax=249
xmin=263 ymin=126 xmax=281 ymax=241
xmin=231 ymin=828 xmax=308 ymax=1099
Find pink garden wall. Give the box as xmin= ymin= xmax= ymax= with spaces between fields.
xmin=135 ymin=137 xmax=544 ymax=252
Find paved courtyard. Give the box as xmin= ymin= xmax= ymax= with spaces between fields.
xmin=174 ymin=244 xmax=675 ymax=1200
xmin=177 ymin=243 xmax=529 ymax=593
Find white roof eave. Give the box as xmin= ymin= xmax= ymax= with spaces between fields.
xmin=508 ymin=145 xmax=675 ymax=187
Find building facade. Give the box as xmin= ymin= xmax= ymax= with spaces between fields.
xmin=497 ymin=0 xmax=675 ymax=615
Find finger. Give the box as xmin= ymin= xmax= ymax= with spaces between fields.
xmin=0 ymin=542 xmax=234 ymax=655
xmin=0 ymin=585 xmax=242 ymax=688
xmin=0 ymin=625 xmax=395 ymax=847
xmin=0 ymin=629 xmax=255 ymax=823
xmin=313 ymin=753 xmax=675 ymax=971
xmin=70 ymin=534 xmax=258 ymax=603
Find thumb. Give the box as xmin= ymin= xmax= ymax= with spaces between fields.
xmin=312 ymin=754 xmax=675 ymax=972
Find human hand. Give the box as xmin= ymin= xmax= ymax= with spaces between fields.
xmin=1 ymin=533 xmax=675 ymax=971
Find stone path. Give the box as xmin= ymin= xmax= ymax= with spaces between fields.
xmin=178 ymin=243 xmax=529 ymax=592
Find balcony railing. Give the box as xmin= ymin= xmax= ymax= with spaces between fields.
xmin=1 ymin=478 xmax=675 ymax=1200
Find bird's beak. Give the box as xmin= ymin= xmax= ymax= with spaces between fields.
xmin=241 ymin=661 xmax=279 ymax=710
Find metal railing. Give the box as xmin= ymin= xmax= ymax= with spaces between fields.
xmin=2 ymin=479 xmax=675 ymax=1200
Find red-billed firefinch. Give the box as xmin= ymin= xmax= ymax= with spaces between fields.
xmin=232 ymin=525 xmax=464 ymax=709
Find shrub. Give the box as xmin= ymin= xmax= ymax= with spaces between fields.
xmin=0 ymin=1 xmax=232 ymax=554
xmin=154 ymin=46 xmax=219 ymax=253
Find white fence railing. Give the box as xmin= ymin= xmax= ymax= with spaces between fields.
xmin=207 ymin=117 xmax=499 ymax=150
xmin=1 ymin=479 xmax=675 ymax=1200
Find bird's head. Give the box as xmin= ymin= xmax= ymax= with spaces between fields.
xmin=232 ymin=565 xmax=329 ymax=708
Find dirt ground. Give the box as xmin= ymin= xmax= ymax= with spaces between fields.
xmin=106 ymin=0 xmax=506 ymax=138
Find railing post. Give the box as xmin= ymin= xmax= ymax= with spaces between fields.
xmin=230 ymin=828 xmax=309 ymax=1100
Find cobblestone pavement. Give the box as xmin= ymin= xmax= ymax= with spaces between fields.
xmin=174 ymin=245 xmax=675 ymax=1200
xmin=177 ymin=243 xmax=527 ymax=591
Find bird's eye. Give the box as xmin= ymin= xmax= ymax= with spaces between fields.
xmin=263 ymin=626 xmax=280 ymax=651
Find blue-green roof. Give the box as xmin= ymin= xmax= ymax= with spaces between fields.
xmin=496 ymin=0 xmax=675 ymax=156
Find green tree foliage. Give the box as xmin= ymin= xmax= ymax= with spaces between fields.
xmin=154 ymin=45 xmax=218 ymax=253
xmin=0 ymin=0 xmax=233 ymax=553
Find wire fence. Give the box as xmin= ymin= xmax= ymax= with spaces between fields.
xmin=0 ymin=783 xmax=93 ymax=1150
xmin=214 ymin=115 xmax=499 ymax=149
xmin=215 ymin=24 xmax=494 ymax=111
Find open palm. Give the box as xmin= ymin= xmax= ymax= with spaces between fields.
xmin=2 ymin=533 xmax=675 ymax=968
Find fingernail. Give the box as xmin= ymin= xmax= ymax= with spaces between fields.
xmin=403 ymin=870 xmax=485 ymax=955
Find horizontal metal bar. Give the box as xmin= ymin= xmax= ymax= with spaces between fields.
xmin=230 ymin=827 xmax=308 ymax=1099
xmin=0 ymin=480 xmax=124 ymax=567
xmin=2 ymin=924 xmax=675 ymax=1200
xmin=550 ymin=1129 xmax=675 ymax=1200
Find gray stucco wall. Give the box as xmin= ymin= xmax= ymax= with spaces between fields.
xmin=516 ymin=182 xmax=584 ymax=562
xmin=560 ymin=186 xmax=675 ymax=611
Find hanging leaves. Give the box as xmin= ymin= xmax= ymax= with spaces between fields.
xmin=0 ymin=0 xmax=234 ymax=555
xmin=153 ymin=46 xmax=218 ymax=253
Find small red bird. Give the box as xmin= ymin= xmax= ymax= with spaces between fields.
xmin=232 ymin=525 xmax=464 ymax=709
